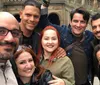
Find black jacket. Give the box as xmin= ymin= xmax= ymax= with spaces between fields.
xmin=17 ymin=70 xmax=53 ymax=85
xmin=22 ymin=31 xmax=40 ymax=54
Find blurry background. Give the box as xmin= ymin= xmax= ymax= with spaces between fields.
xmin=0 ymin=0 xmax=100 ymax=30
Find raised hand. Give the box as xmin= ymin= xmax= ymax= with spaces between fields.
xmin=42 ymin=0 xmax=51 ymax=7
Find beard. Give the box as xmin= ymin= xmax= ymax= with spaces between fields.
xmin=0 ymin=51 xmax=13 ymax=60
xmin=0 ymin=41 xmax=17 ymax=60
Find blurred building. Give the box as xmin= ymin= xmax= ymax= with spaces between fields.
xmin=0 ymin=0 xmax=100 ymax=27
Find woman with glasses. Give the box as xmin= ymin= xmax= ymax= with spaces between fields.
xmin=37 ymin=25 xmax=75 ymax=85
xmin=11 ymin=45 xmax=53 ymax=85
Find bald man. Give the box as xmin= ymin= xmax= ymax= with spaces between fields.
xmin=0 ymin=12 xmax=22 ymax=85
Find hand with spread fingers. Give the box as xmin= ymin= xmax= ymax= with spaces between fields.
xmin=48 ymin=75 xmax=65 ymax=85
xmin=54 ymin=47 xmax=66 ymax=58
xmin=42 ymin=0 xmax=51 ymax=7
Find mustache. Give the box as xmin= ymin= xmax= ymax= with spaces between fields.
xmin=0 ymin=41 xmax=16 ymax=47
xmin=95 ymin=31 xmax=100 ymax=34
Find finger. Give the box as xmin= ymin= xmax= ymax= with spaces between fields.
xmin=48 ymin=80 xmax=57 ymax=84
xmin=52 ymin=75 xmax=59 ymax=79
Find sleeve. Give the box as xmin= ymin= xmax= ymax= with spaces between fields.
xmin=61 ymin=57 xmax=75 ymax=85
xmin=40 ymin=70 xmax=53 ymax=85
xmin=36 ymin=7 xmax=50 ymax=30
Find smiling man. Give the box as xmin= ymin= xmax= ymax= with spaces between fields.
xmin=0 ymin=12 xmax=22 ymax=85
xmin=42 ymin=7 xmax=94 ymax=85
xmin=91 ymin=13 xmax=100 ymax=46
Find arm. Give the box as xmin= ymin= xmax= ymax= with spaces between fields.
xmin=36 ymin=0 xmax=51 ymax=30
xmin=48 ymin=57 xmax=75 ymax=85
xmin=61 ymin=57 xmax=75 ymax=85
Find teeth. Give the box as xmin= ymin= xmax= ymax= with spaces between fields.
xmin=26 ymin=70 xmax=31 ymax=72
xmin=47 ymin=46 xmax=53 ymax=48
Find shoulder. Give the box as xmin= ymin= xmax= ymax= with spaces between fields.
xmin=57 ymin=56 xmax=71 ymax=62
xmin=55 ymin=56 xmax=73 ymax=66
xmin=51 ymin=24 xmax=69 ymax=32
xmin=85 ymin=30 xmax=94 ymax=41
xmin=32 ymin=31 xmax=40 ymax=36
xmin=32 ymin=31 xmax=40 ymax=39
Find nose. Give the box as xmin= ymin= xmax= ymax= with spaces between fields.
xmin=30 ymin=16 xmax=35 ymax=21
xmin=48 ymin=39 xmax=53 ymax=43
xmin=76 ymin=22 xmax=81 ymax=27
xmin=96 ymin=26 xmax=100 ymax=31
xmin=26 ymin=62 xmax=31 ymax=68
xmin=4 ymin=32 xmax=14 ymax=42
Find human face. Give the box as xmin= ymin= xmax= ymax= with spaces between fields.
xmin=96 ymin=50 xmax=100 ymax=65
xmin=92 ymin=18 xmax=100 ymax=40
xmin=42 ymin=29 xmax=58 ymax=55
xmin=70 ymin=13 xmax=87 ymax=37
xmin=0 ymin=16 xmax=20 ymax=60
xmin=20 ymin=5 xmax=40 ymax=32
xmin=15 ymin=52 xmax=35 ymax=78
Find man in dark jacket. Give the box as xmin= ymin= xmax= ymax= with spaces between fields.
xmin=19 ymin=0 xmax=49 ymax=54
xmin=43 ymin=7 xmax=94 ymax=85
xmin=91 ymin=13 xmax=100 ymax=47
xmin=19 ymin=0 xmax=65 ymax=56
xmin=91 ymin=13 xmax=100 ymax=81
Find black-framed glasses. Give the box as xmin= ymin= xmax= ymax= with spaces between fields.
xmin=0 ymin=27 xmax=22 ymax=38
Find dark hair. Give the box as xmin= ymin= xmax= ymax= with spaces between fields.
xmin=70 ymin=7 xmax=90 ymax=24
xmin=94 ymin=44 xmax=100 ymax=59
xmin=13 ymin=45 xmax=45 ymax=81
xmin=93 ymin=44 xmax=100 ymax=79
xmin=23 ymin=0 xmax=41 ymax=11
xmin=91 ymin=13 xmax=100 ymax=23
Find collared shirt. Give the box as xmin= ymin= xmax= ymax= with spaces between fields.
xmin=0 ymin=60 xmax=18 ymax=85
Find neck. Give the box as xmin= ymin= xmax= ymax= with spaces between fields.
xmin=43 ymin=51 xmax=52 ymax=60
xmin=72 ymin=31 xmax=83 ymax=38
xmin=20 ymin=76 xmax=31 ymax=84
xmin=19 ymin=22 xmax=32 ymax=37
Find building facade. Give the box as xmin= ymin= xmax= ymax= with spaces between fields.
xmin=0 ymin=0 xmax=100 ymax=27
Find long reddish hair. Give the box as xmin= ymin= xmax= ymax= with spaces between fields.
xmin=37 ymin=25 xmax=60 ymax=66
xmin=14 ymin=45 xmax=45 ymax=80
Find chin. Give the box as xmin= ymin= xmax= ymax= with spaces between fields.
xmin=96 ymin=37 xmax=100 ymax=40
xmin=25 ymin=74 xmax=32 ymax=77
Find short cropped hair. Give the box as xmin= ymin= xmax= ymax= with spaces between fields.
xmin=70 ymin=7 xmax=90 ymax=24
xmin=23 ymin=0 xmax=41 ymax=11
xmin=91 ymin=13 xmax=100 ymax=23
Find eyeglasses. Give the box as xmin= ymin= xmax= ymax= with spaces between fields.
xmin=0 ymin=27 xmax=22 ymax=38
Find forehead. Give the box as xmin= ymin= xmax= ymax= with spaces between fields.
xmin=97 ymin=50 xmax=100 ymax=55
xmin=92 ymin=18 xmax=100 ymax=25
xmin=23 ymin=5 xmax=40 ymax=13
xmin=0 ymin=17 xmax=19 ymax=30
xmin=43 ymin=29 xmax=57 ymax=36
xmin=17 ymin=51 xmax=32 ymax=60
xmin=72 ymin=13 xmax=84 ymax=20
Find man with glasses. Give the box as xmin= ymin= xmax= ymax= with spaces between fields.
xmin=0 ymin=12 xmax=22 ymax=85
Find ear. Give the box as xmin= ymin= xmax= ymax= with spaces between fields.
xmin=69 ymin=21 xmax=72 ymax=26
xmin=19 ymin=11 xmax=23 ymax=19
